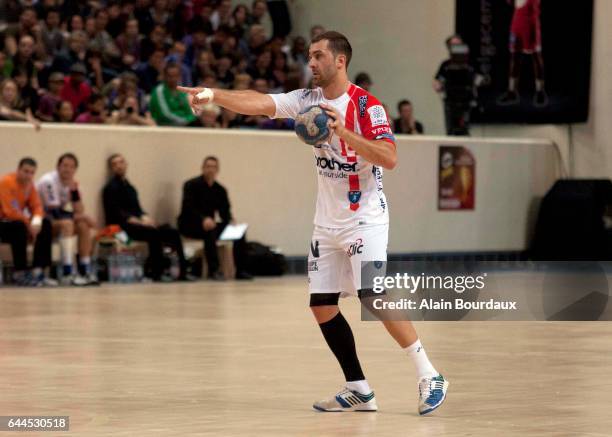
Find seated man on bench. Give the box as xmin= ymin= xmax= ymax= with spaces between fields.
xmin=178 ymin=156 xmax=252 ymax=280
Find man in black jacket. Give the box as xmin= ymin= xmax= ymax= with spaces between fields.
xmin=178 ymin=156 xmax=251 ymax=280
xmin=103 ymin=153 xmax=188 ymax=281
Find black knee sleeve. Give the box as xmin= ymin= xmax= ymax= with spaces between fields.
xmin=309 ymin=292 xmax=340 ymax=307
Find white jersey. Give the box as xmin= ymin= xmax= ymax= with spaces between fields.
xmin=269 ymin=84 xmax=396 ymax=228
xmin=36 ymin=170 xmax=78 ymax=212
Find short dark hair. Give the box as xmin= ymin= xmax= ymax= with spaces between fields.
xmin=57 ymin=152 xmax=79 ymax=167
xmin=311 ymin=31 xmax=352 ymax=68
xmin=203 ymin=156 xmax=219 ymax=165
xmin=445 ymin=34 xmax=463 ymax=49
xmin=164 ymin=62 xmax=180 ymax=75
xmin=107 ymin=153 xmax=122 ymax=169
xmin=18 ymin=157 xmax=37 ymax=168
xmin=397 ymin=99 xmax=412 ymax=112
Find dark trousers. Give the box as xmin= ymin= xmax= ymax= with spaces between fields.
xmin=122 ymin=223 xmax=187 ymax=279
xmin=179 ymin=221 xmax=248 ymax=277
xmin=444 ymin=101 xmax=471 ymax=136
xmin=0 ymin=219 xmax=52 ymax=270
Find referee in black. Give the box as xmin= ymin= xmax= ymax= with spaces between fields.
xmin=178 ymin=156 xmax=252 ymax=280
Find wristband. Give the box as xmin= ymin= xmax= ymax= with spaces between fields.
xmin=196 ymin=88 xmax=214 ymax=103
xmin=31 ymin=216 xmax=42 ymax=227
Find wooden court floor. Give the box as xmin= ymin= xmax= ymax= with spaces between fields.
xmin=0 ymin=276 xmax=611 ymax=436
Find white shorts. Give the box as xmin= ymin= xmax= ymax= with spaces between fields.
xmin=308 ymin=223 xmax=388 ymax=297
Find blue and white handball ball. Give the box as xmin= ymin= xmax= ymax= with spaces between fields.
xmin=294 ymin=105 xmax=332 ymax=146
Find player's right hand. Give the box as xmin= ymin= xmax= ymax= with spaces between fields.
xmin=178 ymin=86 xmax=214 ymax=114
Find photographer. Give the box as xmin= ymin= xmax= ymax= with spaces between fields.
xmin=109 ymin=95 xmax=155 ymax=126
xmin=433 ymin=35 xmax=478 ymax=136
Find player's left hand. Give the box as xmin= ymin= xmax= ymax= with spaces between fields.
xmin=320 ymin=103 xmax=346 ymax=138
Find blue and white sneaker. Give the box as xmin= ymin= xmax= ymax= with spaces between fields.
xmin=313 ymin=387 xmax=378 ymax=412
xmin=418 ymin=374 xmax=449 ymax=415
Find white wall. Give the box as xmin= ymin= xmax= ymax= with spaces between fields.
xmin=0 ymin=123 xmax=560 ymax=256
xmin=289 ymin=0 xmax=610 ymax=178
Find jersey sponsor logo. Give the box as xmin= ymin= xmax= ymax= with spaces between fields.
xmin=375 ymin=133 xmax=396 ymax=142
xmin=310 ymin=240 xmax=320 ymax=258
xmin=315 ymin=156 xmax=358 ymax=172
xmin=367 ymin=105 xmax=388 ymax=127
xmin=308 ymin=261 xmax=319 ymax=272
xmin=358 ymin=95 xmax=368 ymax=117
xmin=371 ymin=126 xmax=392 ymax=135
xmin=301 ymin=89 xmax=312 ymax=99
xmin=348 ymin=190 xmax=362 ymax=204
xmin=347 ymin=238 xmax=364 ymax=257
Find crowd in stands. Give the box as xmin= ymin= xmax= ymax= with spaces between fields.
xmin=0 ymin=0 xmax=424 ymax=133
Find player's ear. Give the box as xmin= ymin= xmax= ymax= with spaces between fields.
xmin=336 ymin=54 xmax=346 ymax=70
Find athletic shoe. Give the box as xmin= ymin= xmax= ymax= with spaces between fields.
xmin=313 ymin=387 xmax=378 ymax=412
xmin=496 ymin=90 xmax=520 ymax=106
xmin=418 ymin=374 xmax=449 ymax=415
xmin=533 ymin=90 xmax=549 ymax=107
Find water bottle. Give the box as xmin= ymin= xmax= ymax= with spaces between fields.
xmin=110 ymin=254 xmax=120 ymax=283
xmin=170 ymin=251 xmax=180 ymax=280
xmin=119 ymin=254 xmax=128 ymax=283
xmin=134 ymin=254 xmax=144 ymax=282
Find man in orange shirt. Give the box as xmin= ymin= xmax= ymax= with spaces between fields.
xmin=0 ymin=157 xmax=55 ymax=286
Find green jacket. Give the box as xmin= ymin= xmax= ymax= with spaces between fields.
xmin=149 ymin=83 xmax=196 ymax=126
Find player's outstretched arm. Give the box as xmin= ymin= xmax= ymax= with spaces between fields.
xmin=177 ymin=86 xmax=276 ymax=118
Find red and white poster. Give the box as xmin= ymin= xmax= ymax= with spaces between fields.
xmin=438 ymin=145 xmax=476 ymax=210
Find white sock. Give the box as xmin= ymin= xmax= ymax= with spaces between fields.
xmin=535 ymin=79 xmax=545 ymax=92
xmin=346 ymin=379 xmax=372 ymax=395
xmin=59 ymin=236 xmax=74 ymax=268
xmin=404 ymin=339 xmax=438 ymax=379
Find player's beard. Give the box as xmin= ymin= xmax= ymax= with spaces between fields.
xmin=312 ymin=66 xmax=335 ymax=88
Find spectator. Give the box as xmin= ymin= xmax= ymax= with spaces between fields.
xmin=11 ymin=34 xmax=40 ymax=90
xmin=137 ymin=48 xmax=165 ymax=94
xmin=192 ymin=50 xmax=216 ymax=85
xmin=210 ymin=0 xmax=233 ymax=31
xmin=433 ymin=34 xmax=477 ymax=135
xmin=310 ymin=24 xmax=325 ymax=41
xmin=219 ymin=107 xmax=243 ymax=129
xmin=0 ymin=157 xmax=55 ymax=286
xmin=110 ymin=95 xmax=156 ymax=126
xmin=166 ymin=40 xmax=192 ymax=87
xmin=40 ymin=7 xmax=64 ymax=62
xmin=247 ymin=50 xmax=273 ymax=82
xmin=209 ymin=24 xmax=232 ymax=59
xmin=36 ymin=153 xmax=99 ymax=285
xmin=59 ymin=62 xmax=91 ymax=114
xmin=75 ymin=92 xmax=109 ymax=123
xmin=0 ymin=78 xmax=40 ymax=128
xmin=11 ymin=66 xmax=39 ymax=112
xmin=394 ymin=99 xmax=424 ymax=135
xmin=197 ymin=102 xmax=221 ymax=128
xmin=103 ymin=153 xmax=189 ymax=281
xmin=178 ymin=156 xmax=252 ymax=280
xmin=149 ymin=62 xmax=196 ymax=126
xmin=140 ymin=24 xmax=170 ymax=64
xmin=182 ymin=17 xmax=211 ymax=68
xmin=230 ymin=4 xmax=249 ymax=39
xmin=115 ymin=18 xmax=142 ymax=71
xmin=105 ymin=1 xmax=125 ymax=39
xmin=249 ymin=0 xmax=272 ymax=39
xmin=2 ymin=8 xmax=40 ymax=57
xmin=36 ymin=71 xmax=64 ymax=121
xmin=214 ymin=55 xmax=235 ymax=88
xmin=354 ymin=72 xmax=372 ymax=91
xmin=50 ymin=30 xmax=89 ymax=74
xmin=270 ymin=52 xmax=288 ymax=92
xmin=54 ymin=100 xmax=74 ymax=122
xmin=88 ymin=9 xmax=121 ymax=68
